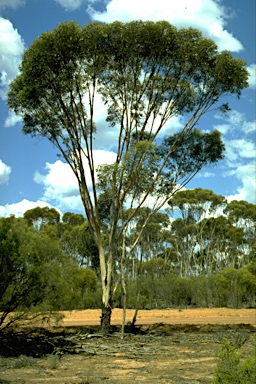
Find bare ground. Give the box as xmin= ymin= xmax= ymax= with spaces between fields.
xmin=0 ymin=308 xmax=255 ymax=384
xmin=59 ymin=308 xmax=256 ymax=326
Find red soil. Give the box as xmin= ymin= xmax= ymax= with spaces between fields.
xmin=60 ymin=308 xmax=255 ymax=327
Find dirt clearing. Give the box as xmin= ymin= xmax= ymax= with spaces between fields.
xmin=60 ymin=307 xmax=255 ymax=327
xmin=0 ymin=308 xmax=255 ymax=384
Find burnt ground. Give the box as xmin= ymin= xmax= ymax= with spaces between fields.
xmin=0 ymin=322 xmax=255 ymax=384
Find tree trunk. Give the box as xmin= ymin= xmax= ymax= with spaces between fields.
xmin=131 ymin=306 xmax=139 ymax=328
xmin=98 ymin=243 xmax=113 ymax=334
xmin=131 ymin=252 xmax=143 ymax=328
xmin=121 ymin=234 xmax=126 ymax=339
xmin=100 ymin=305 xmax=112 ymax=334
xmin=121 ymin=282 xmax=126 ymax=340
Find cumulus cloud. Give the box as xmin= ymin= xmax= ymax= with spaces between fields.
xmin=213 ymin=109 xmax=256 ymax=204
xmin=0 ymin=0 xmax=25 ymax=11
xmin=226 ymin=162 xmax=256 ymax=204
xmin=0 ymin=199 xmax=53 ymax=218
xmin=224 ymin=139 xmax=255 ymax=163
xmin=0 ymin=17 xmax=25 ymax=100
xmin=34 ymin=160 xmax=81 ymax=211
xmin=0 ymin=159 xmax=11 ymax=184
xmin=87 ymin=0 xmax=243 ymax=52
xmin=34 ymin=150 xmax=117 ymax=211
xmin=223 ymin=145 xmax=256 ymax=204
xmin=247 ymin=64 xmax=256 ymax=89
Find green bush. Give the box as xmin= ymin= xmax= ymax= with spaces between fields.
xmin=127 ymin=294 xmax=149 ymax=309
xmin=213 ymin=340 xmax=256 ymax=383
xmin=190 ymin=274 xmax=218 ymax=307
xmin=215 ymin=268 xmax=256 ymax=308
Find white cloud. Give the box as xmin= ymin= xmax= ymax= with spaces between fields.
xmin=0 ymin=159 xmax=11 ymax=184
xmin=226 ymin=110 xmax=244 ymax=126
xmin=241 ymin=121 xmax=256 ymax=135
xmin=87 ymin=0 xmax=243 ymax=52
xmin=224 ymin=139 xmax=255 ymax=163
xmin=247 ymin=64 xmax=256 ymax=89
xmin=214 ymin=123 xmax=233 ymax=135
xmin=4 ymin=110 xmax=22 ymax=127
xmin=222 ymin=139 xmax=255 ymax=204
xmin=214 ymin=110 xmax=256 ymax=136
xmin=34 ymin=150 xmax=117 ymax=211
xmin=0 ymin=17 xmax=25 ymax=100
xmin=0 ymin=199 xmax=53 ymax=218
xmin=34 ymin=160 xmax=81 ymax=211
xmin=196 ymin=171 xmax=215 ymax=178
xmin=226 ymin=163 xmax=256 ymax=204
xmin=54 ymin=0 xmax=83 ymax=11
xmin=0 ymin=0 xmax=25 ymax=11
xmin=213 ymin=109 xmax=256 ymax=204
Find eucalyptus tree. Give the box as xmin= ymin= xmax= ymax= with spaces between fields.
xmin=168 ymin=188 xmax=227 ymax=275
xmin=62 ymin=212 xmax=85 ymax=226
xmin=169 ymin=217 xmax=195 ymax=277
xmin=8 ymin=20 xmax=248 ymax=332
xmin=126 ymin=208 xmax=170 ymax=270
xmin=24 ymin=206 xmax=60 ymax=231
xmin=168 ymin=188 xmax=227 ymax=221
xmin=61 ymin=221 xmax=99 ymax=271
xmin=121 ymin=207 xmax=170 ymax=327
xmin=224 ymin=200 xmax=256 ymax=264
xmin=201 ymin=216 xmax=245 ymax=272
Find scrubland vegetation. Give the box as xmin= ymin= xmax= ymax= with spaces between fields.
xmin=1 ymin=192 xmax=255 ymax=330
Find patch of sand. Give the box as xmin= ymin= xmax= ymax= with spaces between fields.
xmin=60 ymin=308 xmax=256 ymax=326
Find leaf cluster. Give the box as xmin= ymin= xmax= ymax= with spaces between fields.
xmin=7 ymin=20 xmax=248 ymax=241
xmin=213 ymin=340 xmax=256 ymax=384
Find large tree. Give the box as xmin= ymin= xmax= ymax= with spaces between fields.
xmin=7 ymin=20 xmax=248 ymax=332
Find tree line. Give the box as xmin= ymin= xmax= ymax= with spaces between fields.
xmin=1 ymin=189 xmax=255 ymax=330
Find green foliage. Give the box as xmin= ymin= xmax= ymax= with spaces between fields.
xmin=62 ymin=212 xmax=85 ymax=226
xmin=7 ymin=20 xmax=248 ymax=217
xmin=213 ymin=340 xmax=256 ymax=384
xmin=160 ymin=130 xmax=226 ymax=188
xmin=0 ymin=214 xmax=100 ymax=328
xmin=1 ymin=201 xmax=255 ymax=316
xmin=196 ymin=275 xmax=213 ymax=307
xmin=124 ymin=266 xmax=255 ymax=310
xmin=246 ymin=261 xmax=256 ymax=275
xmin=126 ymin=292 xmax=149 ymax=309
xmin=58 ymin=267 xmax=98 ymax=310
xmin=141 ymin=258 xmax=172 ymax=279
xmin=7 ymin=20 xmax=248 ymax=330
xmin=60 ymin=221 xmax=99 ymax=272
xmin=24 ymin=206 xmax=60 ymax=230
xmin=215 ymin=268 xmax=256 ymax=308
xmin=224 ymin=200 xmax=256 ymax=224
xmin=169 ymin=187 xmax=227 ymax=216
xmin=0 ymin=216 xmax=63 ymax=328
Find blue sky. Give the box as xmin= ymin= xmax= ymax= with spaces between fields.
xmin=0 ymin=0 xmax=255 ymax=217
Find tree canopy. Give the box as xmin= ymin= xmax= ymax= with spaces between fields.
xmin=7 ymin=20 xmax=249 ymax=332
